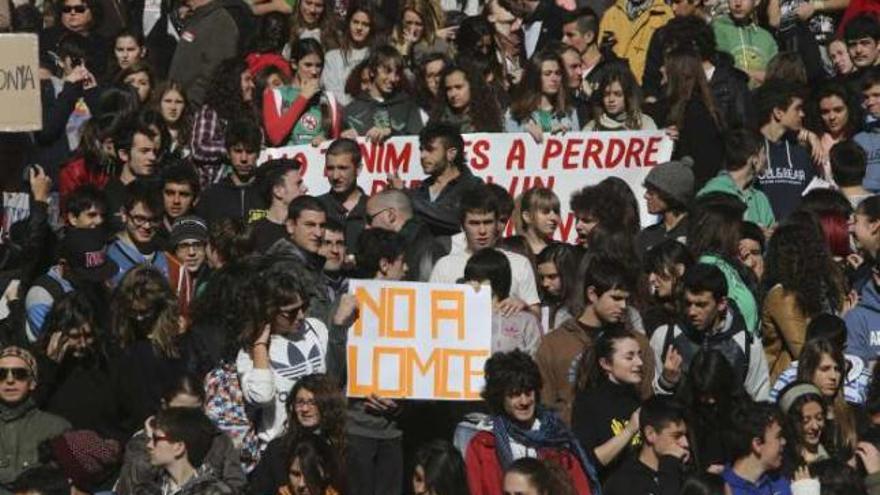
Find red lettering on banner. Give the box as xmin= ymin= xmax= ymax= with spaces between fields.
xmin=361 ymin=142 xmax=381 ymax=173
xmin=524 ymin=176 xmax=555 ymax=190
xmin=507 ymin=139 xmax=525 ymax=170
xmin=624 ymin=138 xmax=645 ymax=167
xmin=583 ymin=139 xmax=603 ymax=168
xmin=386 ymin=143 xmax=412 ymax=174
xmin=470 ymin=139 xmax=490 ymax=170
xmin=644 ymin=136 xmax=662 ymax=165
xmin=562 ymin=139 xmax=582 ymax=169
xmin=606 ymin=139 xmax=626 ymax=168
xmin=541 ymin=139 xmax=563 ymax=170
xmin=558 ymin=213 xmax=576 ymax=242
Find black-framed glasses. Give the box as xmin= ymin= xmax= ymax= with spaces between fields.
xmin=62 ymin=5 xmax=88 ymax=13
xmin=129 ymin=214 xmax=159 ymax=227
xmin=0 ymin=367 xmax=30 ymax=381
xmin=365 ymin=208 xmax=392 ymax=225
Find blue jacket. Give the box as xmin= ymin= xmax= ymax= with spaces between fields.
xmin=107 ymin=237 xmax=169 ymax=287
xmin=845 ymin=280 xmax=880 ymax=363
xmin=721 ymin=466 xmax=791 ymax=495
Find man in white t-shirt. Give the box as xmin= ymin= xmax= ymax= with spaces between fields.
xmin=430 ymin=185 xmax=540 ymax=314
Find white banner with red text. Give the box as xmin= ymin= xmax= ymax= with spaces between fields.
xmin=260 ymin=131 xmax=674 ymax=243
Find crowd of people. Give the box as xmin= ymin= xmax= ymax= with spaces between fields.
xmin=5 ymin=0 xmax=880 ymax=492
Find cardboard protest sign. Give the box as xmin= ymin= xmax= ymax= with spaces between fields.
xmin=346 ymin=279 xmax=492 ymax=401
xmin=0 ymin=34 xmax=41 ymax=131
xmin=261 ymin=131 xmax=674 ymax=242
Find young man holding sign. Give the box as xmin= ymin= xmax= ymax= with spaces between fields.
xmin=429 ymin=186 xmax=540 ymax=317
xmin=346 ymin=228 xmax=408 ymax=495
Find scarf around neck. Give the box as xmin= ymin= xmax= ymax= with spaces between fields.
xmin=492 ymin=407 xmax=602 ymax=495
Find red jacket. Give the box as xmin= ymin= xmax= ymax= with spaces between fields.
xmin=58 ymin=156 xmax=110 ymax=208
xmin=464 ymin=431 xmax=593 ymax=495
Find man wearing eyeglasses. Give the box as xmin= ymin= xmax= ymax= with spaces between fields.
xmin=0 ymin=346 xmax=70 ymax=488
xmin=365 ymin=188 xmax=446 ymax=282
xmin=166 ymin=215 xmax=209 ymax=317
xmin=107 ymin=181 xmax=169 ymax=287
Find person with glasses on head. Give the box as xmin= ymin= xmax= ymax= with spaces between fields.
xmin=107 ymin=181 xmax=169 ymax=287
xmin=165 ymin=215 xmax=210 ymax=319
xmin=249 ymin=374 xmax=346 ymax=494
xmin=140 ymin=407 xmax=234 ymax=495
xmin=0 ymin=346 xmax=71 ymax=489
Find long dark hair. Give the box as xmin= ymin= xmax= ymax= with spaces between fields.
xmin=413 ymin=441 xmax=469 ymax=495
xmin=796 ymin=340 xmax=856 ymax=455
xmin=675 ymin=350 xmax=746 ymax=471
xmin=764 ymin=221 xmax=845 ymax=316
xmin=809 ymin=83 xmax=861 ymax=139
xmin=509 ymin=50 xmax=572 ymax=124
xmin=204 ymin=58 xmax=255 ymax=122
xmin=39 ymin=291 xmax=108 ymax=365
xmin=283 ymin=374 xmax=347 ymax=454
xmin=285 ymin=433 xmax=345 ymax=495
xmin=592 ymin=64 xmax=645 ymax=129
xmin=575 ymin=325 xmax=640 ymax=391
xmin=536 ymin=242 xmax=581 ymax=327
xmin=338 ymin=5 xmax=376 ymax=60
xmin=664 ymin=47 xmax=722 ymax=130
xmin=431 ymin=64 xmax=502 ymax=132
xmin=779 ymin=382 xmax=826 ymax=471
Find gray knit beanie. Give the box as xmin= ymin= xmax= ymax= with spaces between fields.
xmin=644 ymin=156 xmax=695 ymax=206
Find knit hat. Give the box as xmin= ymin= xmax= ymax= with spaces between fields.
xmin=49 ymin=430 xmax=122 ymax=492
xmin=169 ymin=215 xmax=208 ymax=247
xmin=0 ymin=346 xmax=37 ymax=382
xmin=643 ymin=156 xmax=695 ymax=207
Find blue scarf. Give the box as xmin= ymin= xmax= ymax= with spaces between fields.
xmin=492 ymin=407 xmax=602 ymax=495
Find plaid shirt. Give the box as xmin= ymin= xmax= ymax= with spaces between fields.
xmin=190 ymin=105 xmax=228 ymax=186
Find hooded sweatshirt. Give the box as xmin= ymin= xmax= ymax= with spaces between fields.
xmin=721 ymin=465 xmax=791 ymax=495
xmin=649 ymin=304 xmax=770 ymax=401
xmin=195 ymin=174 xmax=266 ymax=225
xmin=711 ymin=15 xmax=778 ymax=82
xmin=698 ymin=172 xmax=776 ymax=228
xmin=758 ymin=134 xmax=815 ymax=221
xmin=344 ymin=92 xmax=424 ymax=136
xmin=844 ymin=280 xmax=880 ymax=363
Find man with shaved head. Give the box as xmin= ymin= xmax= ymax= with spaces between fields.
xmin=365 ymin=189 xmax=447 ymax=281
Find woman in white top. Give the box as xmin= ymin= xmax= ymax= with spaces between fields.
xmin=236 ymin=272 xmax=330 ymax=447
xmin=322 ymin=6 xmax=377 ymax=106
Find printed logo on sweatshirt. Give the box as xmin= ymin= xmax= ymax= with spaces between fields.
xmin=870 ymin=331 xmax=880 ymax=348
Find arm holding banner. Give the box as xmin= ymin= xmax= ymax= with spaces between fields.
xmin=324 ymin=294 xmax=358 ymax=388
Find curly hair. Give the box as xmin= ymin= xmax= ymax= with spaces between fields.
xmin=204 ymin=58 xmax=255 ymax=122
xmin=111 ymin=265 xmax=181 ymax=358
xmin=764 ymin=221 xmax=844 ymax=316
xmin=188 ymin=257 xmax=262 ymax=368
xmin=284 ymin=374 xmax=347 ymax=454
xmin=430 ymin=64 xmax=503 ymax=132
xmin=481 ymin=349 xmax=542 ymax=416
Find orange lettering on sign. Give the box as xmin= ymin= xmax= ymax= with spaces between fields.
xmin=430 ymin=290 xmax=465 ymax=340
xmin=353 ymin=286 xmax=416 ymax=339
